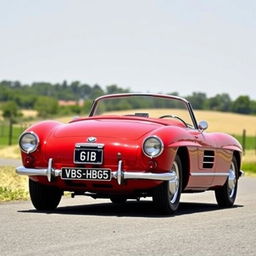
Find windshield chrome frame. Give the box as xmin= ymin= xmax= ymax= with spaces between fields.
xmin=89 ymin=93 xmax=198 ymax=129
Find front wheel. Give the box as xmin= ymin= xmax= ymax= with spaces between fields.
xmin=29 ymin=179 xmax=63 ymax=211
xmin=153 ymin=155 xmax=182 ymax=214
xmin=215 ymin=156 xmax=238 ymax=208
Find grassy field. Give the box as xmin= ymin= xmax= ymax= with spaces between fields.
xmin=0 ymin=109 xmax=37 ymax=146
xmin=0 ymin=166 xmax=29 ymax=201
xmin=0 ymin=109 xmax=37 ymax=121
xmin=52 ymin=109 xmax=256 ymax=135
xmin=0 ymin=125 xmax=25 ymax=146
xmin=193 ymin=109 xmax=256 ymax=136
xmin=1 ymin=108 xmax=256 ymax=144
xmin=234 ymin=135 xmax=256 ymax=150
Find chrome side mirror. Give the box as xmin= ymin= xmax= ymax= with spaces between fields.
xmin=198 ymin=120 xmax=208 ymax=132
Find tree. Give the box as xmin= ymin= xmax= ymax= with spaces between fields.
xmin=83 ymin=99 xmax=93 ymax=113
xmin=1 ymin=101 xmax=21 ymax=119
xmin=34 ymin=96 xmax=58 ymax=118
xmin=250 ymin=100 xmax=256 ymax=114
xmin=106 ymin=84 xmax=130 ymax=94
xmin=90 ymin=84 xmax=104 ymax=99
xmin=208 ymin=93 xmax=231 ymax=112
xmin=70 ymin=81 xmax=80 ymax=101
xmin=232 ymin=96 xmax=251 ymax=114
xmin=186 ymin=92 xmax=207 ymax=110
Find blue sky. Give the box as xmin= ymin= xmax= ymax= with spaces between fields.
xmin=0 ymin=0 xmax=255 ymax=99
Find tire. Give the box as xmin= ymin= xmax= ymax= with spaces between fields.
xmin=29 ymin=179 xmax=62 ymax=211
xmin=110 ymin=195 xmax=127 ymax=204
xmin=153 ymin=155 xmax=182 ymax=214
xmin=215 ymin=156 xmax=238 ymax=208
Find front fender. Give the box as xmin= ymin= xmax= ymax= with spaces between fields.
xmin=20 ymin=120 xmax=63 ymax=168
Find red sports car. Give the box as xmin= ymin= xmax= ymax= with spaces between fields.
xmin=16 ymin=93 xmax=243 ymax=214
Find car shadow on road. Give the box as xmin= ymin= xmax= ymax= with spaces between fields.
xmin=18 ymin=200 xmax=243 ymax=218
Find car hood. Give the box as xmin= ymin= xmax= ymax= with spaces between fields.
xmin=53 ymin=118 xmax=163 ymax=140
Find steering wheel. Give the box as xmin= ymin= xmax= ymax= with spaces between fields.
xmin=159 ymin=115 xmax=188 ymax=127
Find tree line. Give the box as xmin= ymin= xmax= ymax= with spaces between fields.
xmin=0 ymin=80 xmax=256 ymax=118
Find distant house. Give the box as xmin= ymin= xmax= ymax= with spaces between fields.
xmin=58 ymin=100 xmax=84 ymax=107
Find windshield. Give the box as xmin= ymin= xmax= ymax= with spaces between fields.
xmin=90 ymin=94 xmax=196 ymax=128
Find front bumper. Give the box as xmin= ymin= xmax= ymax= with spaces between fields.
xmin=16 ymin=158 xmax=175 ymax=185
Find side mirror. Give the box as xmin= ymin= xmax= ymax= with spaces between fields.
xmin=198 ymin=120 xmax=208 ymax=132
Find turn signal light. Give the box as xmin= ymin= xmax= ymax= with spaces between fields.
xmin=24 ymin=155 xmax=35 ymax=168
xmin=148 ymin=160 xmax=157 ymax=170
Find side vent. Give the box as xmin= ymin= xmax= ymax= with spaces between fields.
xmin=203 ymin=150 xmax=215 ymax=168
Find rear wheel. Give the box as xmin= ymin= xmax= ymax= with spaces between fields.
xmin=215 ymin=156 xmax=238 ymax=208
xmin=29 ymin=179 xmax=62 ymax=211
xmin=153 ymin=155 xmax=182 ymax=214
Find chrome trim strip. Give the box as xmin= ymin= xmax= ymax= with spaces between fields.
xmin=190 ymin=172 xmax=228 ymax=177
xmin=124 ymin=171 xmax=175 ymax=181
xmin=75 ymin=143 xmax=104 ymax=148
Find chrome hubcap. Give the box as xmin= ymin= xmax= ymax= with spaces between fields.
xmin=228 ymin=162 xmax=236 ymax=198
xmin=169 ymin=161 xmax=180 ymax=204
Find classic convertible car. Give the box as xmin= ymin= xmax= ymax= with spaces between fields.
xmin=16 ymin=93 xmax=243 ymax=214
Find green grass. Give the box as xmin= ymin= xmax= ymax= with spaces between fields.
xmin=234 ymin=135 xmax=256 ymax=150
xmin=0 ymin=166 xmax=29 ymax=201
xmin=0 ymin=187 xmax=28 ymax=201
xmin=0 ymin=124 xmax=25 ymax=146
xmin=242 ymin=162 xmax=256 ymax=175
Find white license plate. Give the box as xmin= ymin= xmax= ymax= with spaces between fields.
xmin=61 ymin=168 xmax=111 ymax=181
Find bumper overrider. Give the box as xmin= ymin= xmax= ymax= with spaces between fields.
xmin=16 ymin=158 xmax=176 ymax=185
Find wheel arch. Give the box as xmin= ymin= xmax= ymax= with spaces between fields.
xmin=233 ymin=150 xmax=242 ymax=177
xmin=176 ymin=147 xmax=190 ymax=190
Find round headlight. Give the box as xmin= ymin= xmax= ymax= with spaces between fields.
xmin=19 ymin=132 xmax=39 ymax=153
xmin=143 ymin=136 xmax=163 ymax=158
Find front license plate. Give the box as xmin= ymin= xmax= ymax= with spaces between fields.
xmin=74 ymin=148 xmax=103 ymax=164
xmin=61 ymin=168 xmax=111 ymax=181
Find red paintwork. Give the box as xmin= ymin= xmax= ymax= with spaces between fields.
xmin=20 ymin=95 xmax=242 ymax=196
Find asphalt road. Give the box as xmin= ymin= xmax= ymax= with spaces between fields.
xmin=0 ymin=158 xmax=21 ymax=167
xmin=1 ymin=176 xmax=256 ymax=256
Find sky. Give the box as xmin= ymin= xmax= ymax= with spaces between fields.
xmin=0 ymin=0 xmax=255 ymax=99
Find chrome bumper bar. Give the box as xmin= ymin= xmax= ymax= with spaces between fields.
xmin=239 ymin=170 xmax=245 ymax=177
xmin=16 ymin=158 xmax=175 ymax=185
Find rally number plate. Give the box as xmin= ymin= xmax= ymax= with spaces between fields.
xmin=74 ymin=148 xmax=103 ymax=164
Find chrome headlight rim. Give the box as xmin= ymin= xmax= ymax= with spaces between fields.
xmin=142 ymin=135 xmax=164 ymax=158
xmin=19 ymin=131 xmax=39 ymax=154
